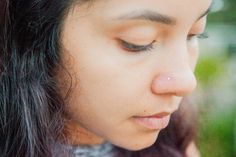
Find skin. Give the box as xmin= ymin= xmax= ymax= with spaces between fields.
xmin=59 ymin=0 xmax=212 ymax=151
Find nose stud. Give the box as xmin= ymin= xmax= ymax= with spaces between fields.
xmin=151 ymin=73 xmax=197 ymax=96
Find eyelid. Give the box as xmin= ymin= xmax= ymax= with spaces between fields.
xmin=118 ymin=39 xmax=156 ymax=52
xmin=187 ymin=32 xmax=209 ymax=40
xmin=196 ymin=32 xmax=209 ymax=39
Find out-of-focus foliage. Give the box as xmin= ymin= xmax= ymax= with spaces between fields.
xmin=198 ymin=110 xmax=235 ymax=157
xmin=209 ymin=0 xmax=236 ymax=24
xmin=194 ymin=0 xmax=236 ymax=157
xmin=195 ymin=54 xmax=227 ymax=86
xmin=195 ymin=54 xmax=236 ymax=157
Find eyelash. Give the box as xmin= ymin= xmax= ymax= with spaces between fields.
xmin=119 ymin=32 xmax=208 ymax=53
xmin=187 ymin=32 xmax=209 ymax=40
xmin=119 ymin=39 xmax=156 ymax=53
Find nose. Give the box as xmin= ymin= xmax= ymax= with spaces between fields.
xmin=151 ymin=38 xmax=198 ymax=97
xmin=151 ymin=68 xmax=197 ymax=97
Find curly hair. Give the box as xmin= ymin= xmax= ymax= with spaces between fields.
xmin=0 ymin=0 xmax=197 ymax=157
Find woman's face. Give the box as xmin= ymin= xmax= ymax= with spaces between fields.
xmin=60 ymin=0 xmax=212 ymax=150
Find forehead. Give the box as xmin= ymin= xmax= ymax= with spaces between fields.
xmin=79 ymin=0 xmax=212 ymax=22
xmin=100 ymin=0 xmax=211 ymax=11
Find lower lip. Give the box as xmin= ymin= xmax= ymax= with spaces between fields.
xmin=133 ymin=115 xmax=170 ymax=130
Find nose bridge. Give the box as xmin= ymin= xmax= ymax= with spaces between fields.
xmin=151 ymin=40 xmax=197 ymax=97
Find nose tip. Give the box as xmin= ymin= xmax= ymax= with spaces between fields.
xmin=151 ymin=71 xmax=197 ymax=97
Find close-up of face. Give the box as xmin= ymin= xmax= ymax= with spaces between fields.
xmin=59 ymin=0 xmax=212 ymax=151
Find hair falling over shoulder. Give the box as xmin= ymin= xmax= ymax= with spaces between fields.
xmin=0 ymin=0 xmax=198 ymax=157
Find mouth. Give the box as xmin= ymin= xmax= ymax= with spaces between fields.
xmin=132 ymin=112 xmax=171 ymax=130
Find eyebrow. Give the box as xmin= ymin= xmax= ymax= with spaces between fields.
xmin=114 ymin=2 xmax=213 ymax=25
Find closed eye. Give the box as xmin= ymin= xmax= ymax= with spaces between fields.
xmin=118 ymin=39 xmax=156 ymax=53
xmin=187 ymin=32 xmax=209 ymax=41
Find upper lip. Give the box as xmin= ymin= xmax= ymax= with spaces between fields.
xmin=134 ymin=112 xmax=171 ymax=118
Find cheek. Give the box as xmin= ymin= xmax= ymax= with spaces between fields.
xmin=71 ymin=59 xmax=147 ymax=118
xmin=63 ymin=28 xmax=155 ymax=121
xmin=65 ymin=52 xmax=158 ymax=149
xmin=64 ymin=44 xmax=151 ymax=124
xmin=61 ymin=20 xmax=151 ymax=128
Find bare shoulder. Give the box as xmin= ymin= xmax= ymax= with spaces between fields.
xmin=185 ymin=142 xmax=201 ymax=157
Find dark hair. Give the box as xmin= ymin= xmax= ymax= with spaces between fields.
xmin=0 ymin=0 xmax=197 ymax=157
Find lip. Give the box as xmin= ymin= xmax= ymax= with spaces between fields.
xmin=133 ymin=112 xmax=171 ymax=130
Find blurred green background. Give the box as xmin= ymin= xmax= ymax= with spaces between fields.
xmin=193 ymin=0 xmax=236 ymax=156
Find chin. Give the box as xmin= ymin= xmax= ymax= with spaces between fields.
xmin=124 ymin=140 xmax=156 ymax=151
xmin=126 ymin=145 xmax=155 ymax=151
xmin=113 ymin=132 xmax=160 ymax=151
